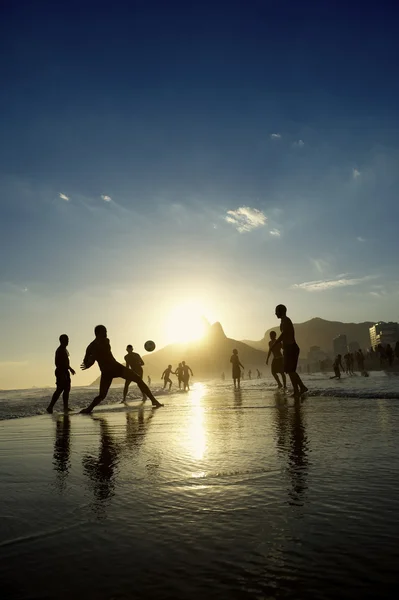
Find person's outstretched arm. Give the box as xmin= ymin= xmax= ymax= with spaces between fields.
xmin=239 ymin=361 xmax=244 ymax=369
xmin=81 ymin=343 xmax=96 ymax=370
xmin=69 ymin=365 xmax=76 ymax=375
xmin=189 ymin=367 xmax=193 ymax=376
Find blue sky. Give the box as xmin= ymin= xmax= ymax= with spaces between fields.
xmin=1 ymin=0 xmax=399 ymax=387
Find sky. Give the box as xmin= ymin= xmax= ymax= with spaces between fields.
xmin=1 ymin=0 xmax=399 ymax=388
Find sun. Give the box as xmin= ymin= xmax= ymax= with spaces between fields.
xmin=166 ymin=301 xmax=210 ymax=343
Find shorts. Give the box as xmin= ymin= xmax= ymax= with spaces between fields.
xmin=55 ymin=369 xmax=71 ymax=391
xmin=271 ymin=357 xmax=284 ymax=375
xmin=232 ymin=366 xmax=241 ymax=379
xmin=283 ymin=343 xmax=300 ymax=373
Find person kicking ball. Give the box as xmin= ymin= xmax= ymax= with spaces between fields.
xmin=80 ymin=325 xmax=163 ymax=413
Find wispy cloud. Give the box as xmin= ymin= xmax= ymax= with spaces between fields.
xmin=269 ymin=228 xmax=281 ymax=237
xmin=311 ymin=258 xmax=330 ymax=274
xmin=356 ymin=236 xmax=366 ymax=242
xmin=225 ymin=206 xmax=267 ymax=233
xmin=292 ymin=139 xmax=305 ymax=148
xmin=101 ymin=194 xmax=112 ymax=202
xmin=292 ymin=274 xmax=375 ymax=292
xmin=353 ymin=168 xmax=361 ymax=179
xmin=270 ymin=133 xmax=281 ymax=139
xmin=59 ymin=192 xmax=69 ymax=201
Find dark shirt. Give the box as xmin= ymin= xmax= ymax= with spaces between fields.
xmin=55 ymin=346 xmax=70 ymax=372
xmin=125 ymin=352 xmax=144 ymax=373
xmin=230 ymin=354 xmax=242 ymax=368
xmin=83 ymin=338 xmax=119 ymax=372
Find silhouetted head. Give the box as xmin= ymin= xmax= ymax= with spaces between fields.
xmin=94 ymin=324 xmax=107 ymax=338
xmin=168 ymin=364 xmax=172 ymax=369
xmin=182 ymin=361 xmax=186 ymax=366
xmin=126 ymin=344 xmax=133 ymax=353
xmin=178 ymin=362 xmax=182 ymax=367
xmin=233 ymin=348 xmax=238 ymax=355
xmin=269 ymin=331 xmax=277 ymax=340
xmin=59 ymin=334 xmax=69 ymax=346
xmin=275 ymin=304 xmax=287 ymax=318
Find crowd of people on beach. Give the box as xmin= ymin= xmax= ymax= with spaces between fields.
xmin=46 ymin=304 xmax=309 ymax=414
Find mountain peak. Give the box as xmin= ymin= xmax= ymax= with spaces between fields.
xmin=207 ymin=321 xmax=226 ymax=338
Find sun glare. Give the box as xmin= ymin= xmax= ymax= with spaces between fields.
xmin=166 ymin=301 xmax=210 ymax=343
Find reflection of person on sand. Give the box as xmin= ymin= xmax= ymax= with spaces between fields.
xmin=270 ymin=305 xmax=308 ymax=398
xmin=82 ymin=417 xmax=121 ymax=507
xmin=47 ymin=334 xmax=76 ymax=414
xmin=331 ymin=354 xmax=344 ymax=379
xmin=80 ymin=325 xmax=163 ymax=413
xmin=182 ymin=361 xmax=193 ymax=391
xmin=266 ymin=331 xmax=287 ymax=389
xmin=272 ymin=397 xmax=309 ymax=505
xmin=176 ymin=363 xmax=183 ymax=389
xmin=122 ymin=345 xmax=146 ymax=403
xmin=230 ymin=349 xmax=244 ymax=390
xmin=162 ymin=365 xmax=174 ymax=390
xmin=52 ymin=414 xmax=71 ymax=492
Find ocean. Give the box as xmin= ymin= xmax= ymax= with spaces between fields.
xmin=1 ymin=374 xmax=399 ymax=599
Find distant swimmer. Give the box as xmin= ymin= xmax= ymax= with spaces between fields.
xmin=162 ymin=365 xmax=174 ymax=390
xmin=270 ymin=305 xmax=308 ymax=398
xmin=331 ymin=354 xmax=344 ymax=379
xmin=47 ymin=334 xmax=76 ymax=413
xmin=266 ymin=331 xmax=287 ymax=390
xmin=256 ymin=369 xmax=261 ymax=379
xmin=230 ymin=349 xmax=244 ymax=390
xmin=176 ymin=363 xmax=184 ymax=389
xmin=80 ymin=325 xmax=162 ymax=413
xmin=248 ymin=369 xmax=252 ymax=380
xmin=182 ymin=361 xmax=193 ymax=391
xmin=122 ymin=345 xmax=146 ymax=403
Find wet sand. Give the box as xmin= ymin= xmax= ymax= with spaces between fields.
xmin=1 ymin=384 xmax=399 ymax=599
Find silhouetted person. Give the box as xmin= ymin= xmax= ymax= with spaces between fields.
xmin=256 ymin=369 xmax=261 ymax=379
xmin=395 ymin=342 xmax=399 ymax=364
xmin=80 ymin=325 xmax=162 ymax=413
xmin=266 ymin=330 xmax=287 ymax=389
xmin=122 ymin=344 xmax=146 ymax=403
xmin=176 ymin=363 xmax=184 ymax=389
xmin=356 ymin=349 xmax=365 ymax=373
xmin=47 ymin=334 xmax=76 ymax=413
xmin=182 ymin=361 xmax=193 ymax=391
xmin=162 ymin=365 xmax=174 ymax=390
xmin=248 ymin=369 xmax=252 ymax=380
xmin=331 ymin=354 xmax=344 ymax=379
xmin=221 ymin=372 xmax=225 ymax=381
xmin=386 ymin=344 xmax=394 ymax=367
xmin=230 ymin=349 xmax=244 ymax=390
xmin=271 ymin=305 xmax=308 ymax=397
xmin=147 ymin=375 xmax=151 ymax=386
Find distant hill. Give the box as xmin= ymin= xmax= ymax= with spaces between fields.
xmin=91 ymin=322 xmax=268 ymax=386
xmin=243 ymin=317 xmax=374 ymax=355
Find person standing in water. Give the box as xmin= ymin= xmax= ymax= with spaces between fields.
xmin=230 ymin=349 xmax=244 ymax=390
xmin=80 ymin=325 xmax=162 ymax=413
xmin=248 ymin=369 xmax=252 ymax=380
xmin=266 ymin=330 xmax=287 ymax=390
xmin=256 ymin=369 xmax=261 ymax=379
xmin=182 ymin=361 xmax=193 ymax=391
xmin=270 ymin=305 xmax=308 ymax=397
xmin=147 ymin=375 xmax=151 ymax=386
xmin=122 ymin=345 xmax=146 ymax=403
xmin=331 ymin=354 xmax=344 ymax=379
xmin=161 ymin=365 xmax=174 ymax=390
xmin=47 ymin=334 xmax=76 ymax=413
xmin=175 ymin=363 xmax=184 ymax=389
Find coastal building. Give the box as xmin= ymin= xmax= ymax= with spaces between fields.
xmin=333 ymin=334 xmax=348 ymax=356
xmin=369 ymin=322 xmax=399 ymax=349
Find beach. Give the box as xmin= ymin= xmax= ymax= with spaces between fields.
xmin=1 ymin=377 xmax=399 ymax=599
